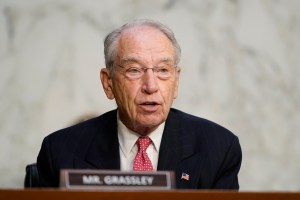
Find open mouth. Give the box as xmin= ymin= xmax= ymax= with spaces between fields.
xmin=140 ymin=102 xmax=160 ymax=112
xmin=142 ymin=102 xmax=158 ymax=106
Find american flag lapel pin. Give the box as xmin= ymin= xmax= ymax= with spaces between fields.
xmin=181 ymin=172 xmax=189 ymax=181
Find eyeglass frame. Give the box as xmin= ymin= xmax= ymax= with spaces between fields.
xmin=115 ymin=64 xmax=178 ymax=80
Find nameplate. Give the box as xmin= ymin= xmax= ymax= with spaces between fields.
xmin=60 ymin=170 xmax=175 ymax=190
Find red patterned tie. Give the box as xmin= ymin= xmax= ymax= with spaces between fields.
xmin=133 ymin=137 xmax=154 ymax=171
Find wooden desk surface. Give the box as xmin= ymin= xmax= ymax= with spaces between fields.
xmin=0 ymin=189 xmax=300 ymax=200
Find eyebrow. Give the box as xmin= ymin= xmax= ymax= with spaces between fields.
xmin=120 ymin=56 xmax=174 ymax=65
xmin=120 ymin=56 xmax=139 ymax=65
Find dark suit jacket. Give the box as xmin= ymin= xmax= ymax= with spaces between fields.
xmin=37 ymin=108 xmax=242 ymax=189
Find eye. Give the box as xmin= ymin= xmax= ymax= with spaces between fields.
xmin=157 ymin=66 xmax=170 ymax=73
xmin=126 ymin=67 xmax=142 ymax=74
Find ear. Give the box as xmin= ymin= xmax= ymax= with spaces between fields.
xmin=173 ymin=67 xmax=181 ymax=99
xmin=100 ymin=68 xmax=115 ymax=100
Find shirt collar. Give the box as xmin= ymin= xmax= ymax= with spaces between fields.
xmin=117 ymin=113 xmax=165 ymax=157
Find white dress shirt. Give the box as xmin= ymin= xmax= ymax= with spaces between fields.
xmin=117 ymin=115 xmax=164 ymax=171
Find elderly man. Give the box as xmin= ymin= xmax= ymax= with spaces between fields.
xmin=36 ymin=19 xmax=242 ymax=189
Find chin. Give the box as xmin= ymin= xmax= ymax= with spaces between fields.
xmin=137 ymin=117 xmax=164 ymax=128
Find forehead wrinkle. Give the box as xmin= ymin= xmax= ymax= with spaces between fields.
xmin=118 ymin=27 xmax=176 ymax=66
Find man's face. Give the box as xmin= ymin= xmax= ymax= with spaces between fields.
xmin=101 ymin=26 xmax=180 ymax=135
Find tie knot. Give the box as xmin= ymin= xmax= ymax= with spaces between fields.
xmin=137 ymin=137 xmax=151 ymax=151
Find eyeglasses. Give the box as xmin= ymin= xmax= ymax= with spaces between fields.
xmin=116 ymin=64 xmax=177 ymax=80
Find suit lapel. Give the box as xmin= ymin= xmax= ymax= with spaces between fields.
xmin=158 ymin=110 xmax=196 ymax=171
xmin=75 ymin=110 xmax=120 ymax=170
xmin=157 ymin=110 xmax=181 ymax=171
xmin=158 ymin=109 xmax=201 ymax=188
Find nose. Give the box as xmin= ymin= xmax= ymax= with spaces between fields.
xmin=141 ymin=68 xmax=158 ymax=94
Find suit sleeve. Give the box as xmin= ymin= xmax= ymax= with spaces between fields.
xmin=36 ymin=136 xmax=59 ymax=187
xmin=213 ymin=136 xmax=242 ymax=189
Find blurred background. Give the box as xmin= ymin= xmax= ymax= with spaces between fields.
xmin=0 ymin=0 xmax=299 ymax=190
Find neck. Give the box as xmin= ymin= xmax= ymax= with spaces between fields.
xmin=132 ymin=126 xmax=158 ymax=136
